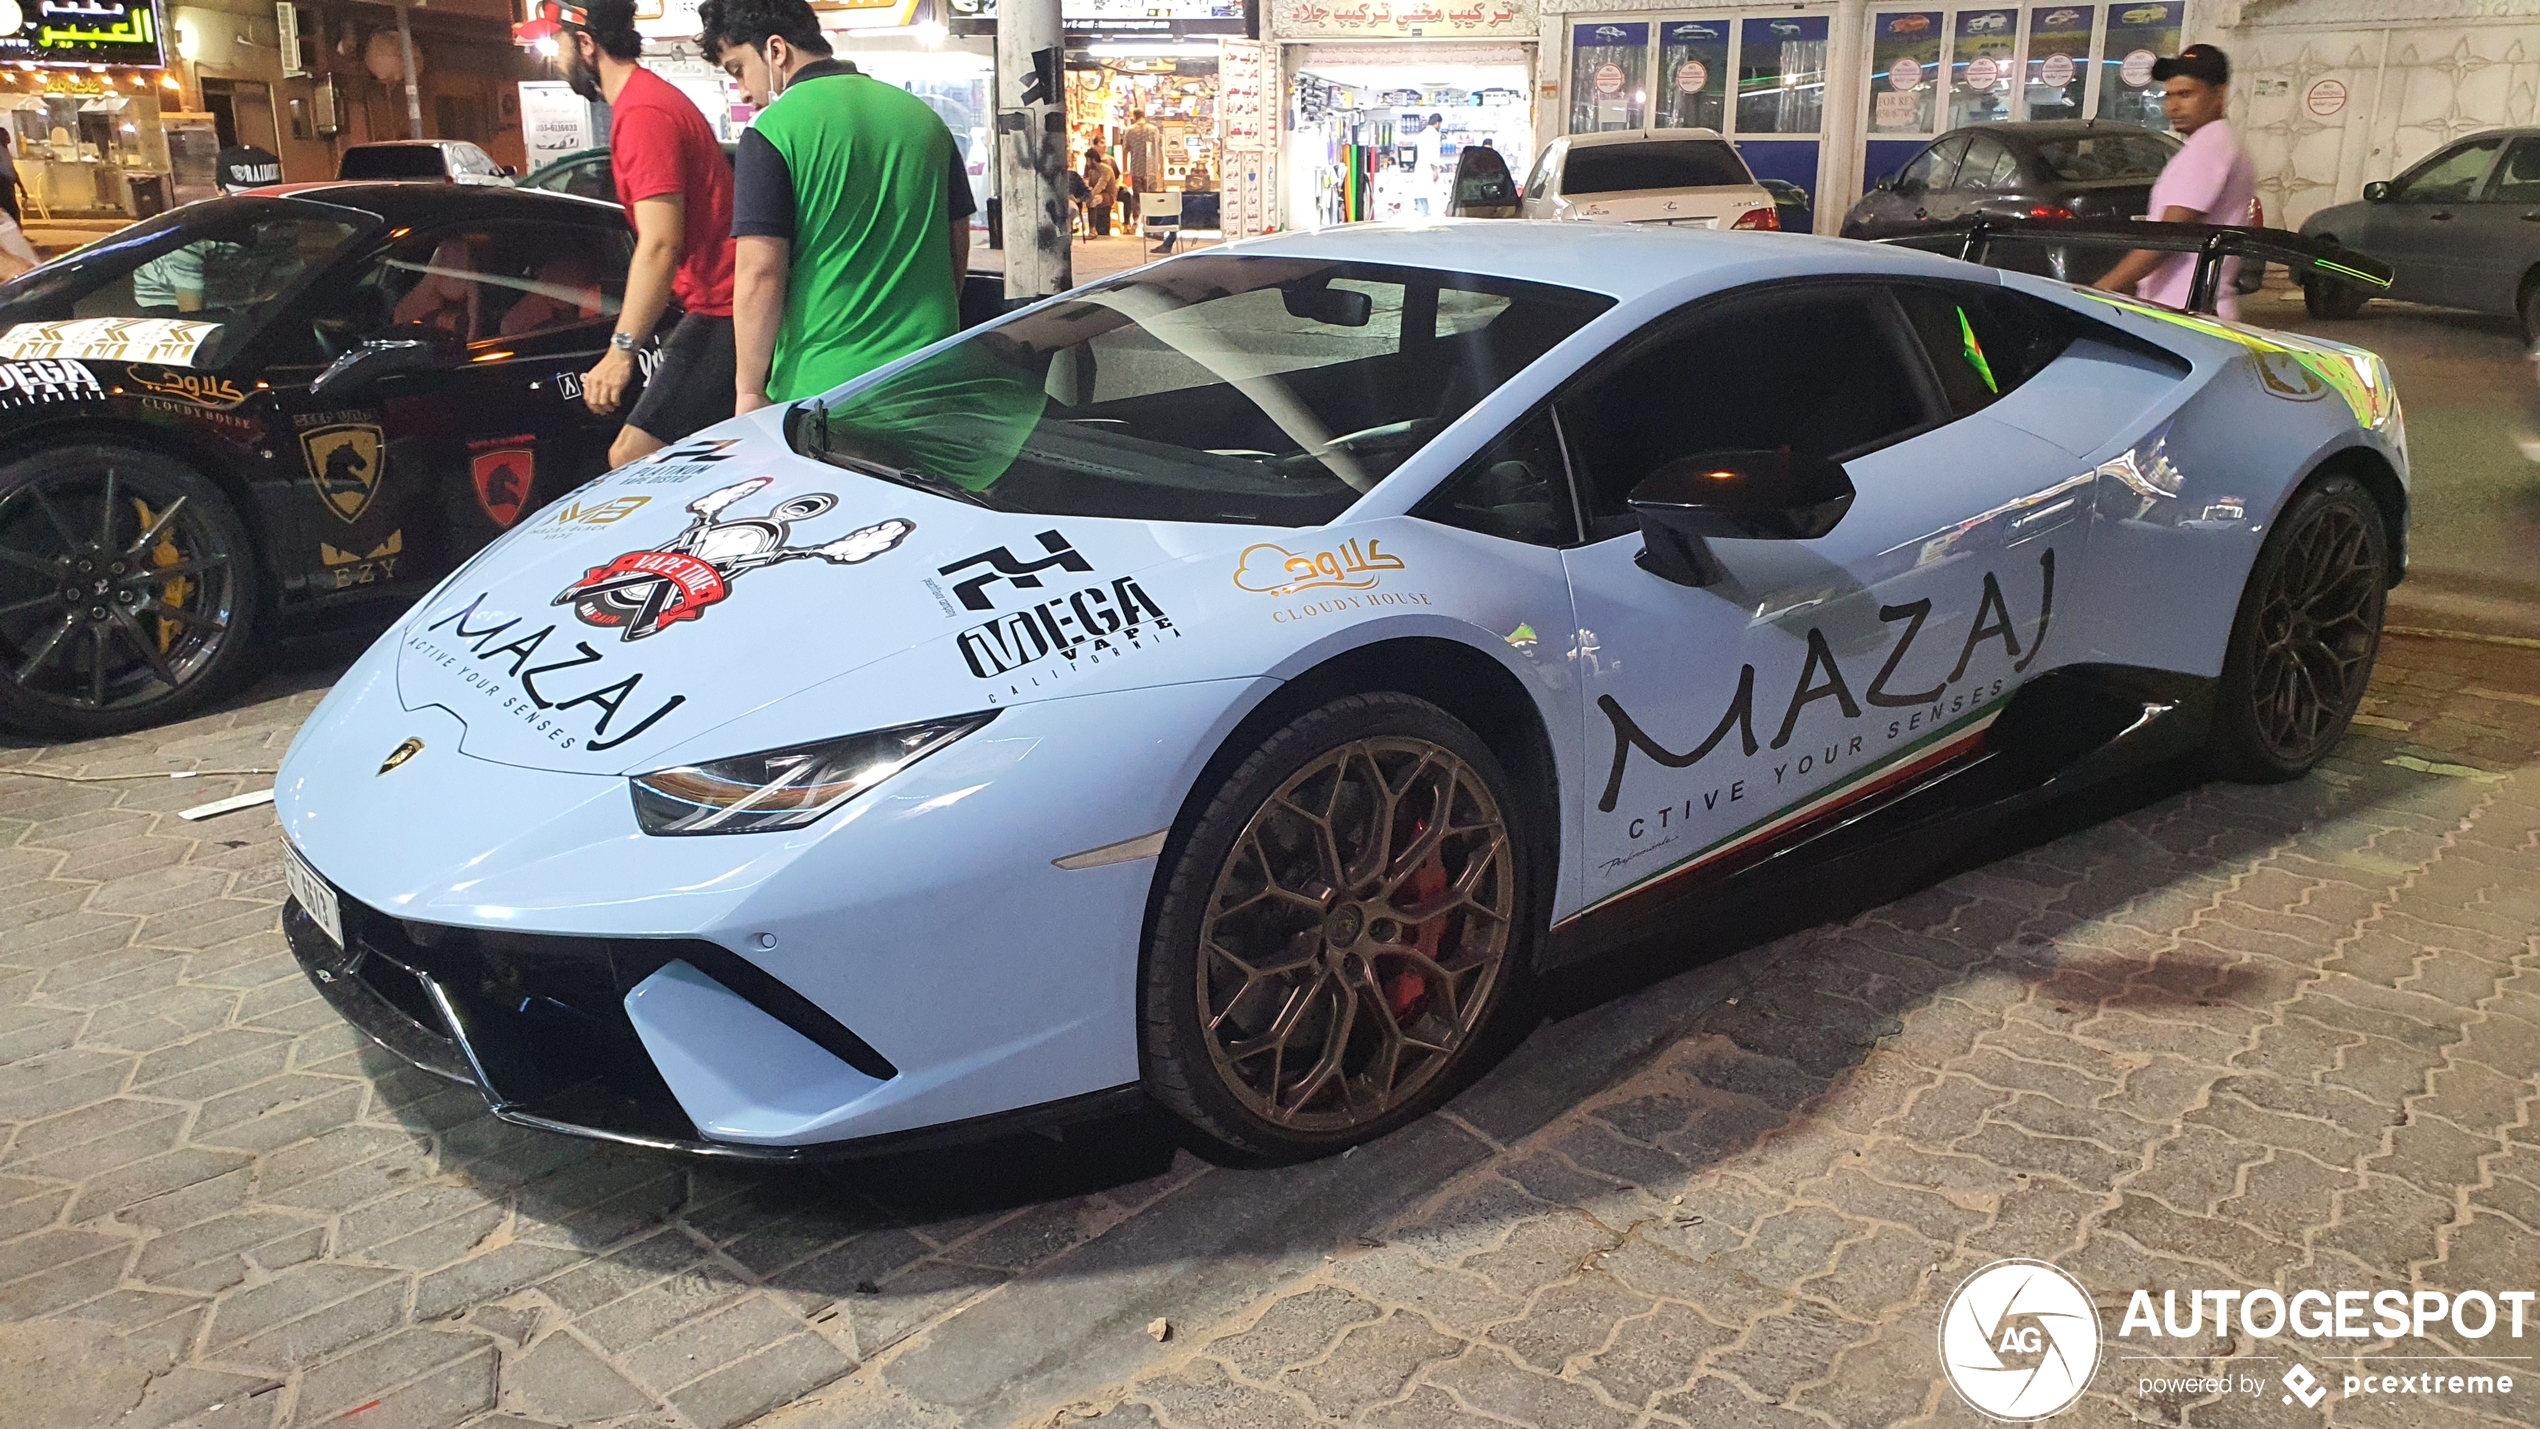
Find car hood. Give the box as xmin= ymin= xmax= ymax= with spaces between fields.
xmin=386 ymin=430 xmax=1266 ymax=775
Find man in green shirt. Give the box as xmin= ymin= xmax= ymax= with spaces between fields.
xmin=700 ymin=0 xmax=977 ymax=413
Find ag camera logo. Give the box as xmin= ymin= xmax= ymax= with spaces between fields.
xmin=1940 ymin=1259 xmax=2102 ymax=1421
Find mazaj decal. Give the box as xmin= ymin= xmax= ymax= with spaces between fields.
xmin=555 ymin=477 xmax=914 ymax=641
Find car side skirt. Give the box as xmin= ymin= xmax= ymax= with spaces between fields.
xmin=1542 ymin=663 xmax=2214 ymax=969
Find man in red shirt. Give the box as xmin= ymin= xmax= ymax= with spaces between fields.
xmin=552 ymin=0 xmax=737 ymax=464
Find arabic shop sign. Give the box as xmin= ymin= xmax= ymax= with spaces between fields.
xmin=946 ymin=0 xmax=1247 ymax=40
xmin=1270 ymin=0 xmax=1535 ymax=40
xmin=1 ymin=0 xmax=166 ymax=67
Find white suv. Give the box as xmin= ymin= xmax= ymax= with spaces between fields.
xmin=1521 ymin=131 xmax=1778 ymax=230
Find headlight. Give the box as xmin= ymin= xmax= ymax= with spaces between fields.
xmin=630 ymin=713 xmax=997 ymax=835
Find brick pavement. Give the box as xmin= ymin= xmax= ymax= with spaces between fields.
xmin=2 ymin=631 xmax=2536 ymax=1429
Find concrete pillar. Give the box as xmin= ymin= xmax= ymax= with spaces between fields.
xmin=996 ymin=0 xmax=1071 ymax=299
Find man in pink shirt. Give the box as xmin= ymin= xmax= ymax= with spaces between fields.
xmin=2093 ymin=44 xmax=2257 ymax=319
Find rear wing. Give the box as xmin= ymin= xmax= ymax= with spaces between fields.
xmin=1874 ymin=218 xmax=2393 ymax=316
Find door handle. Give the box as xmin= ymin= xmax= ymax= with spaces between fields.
xmin=2428 ymin=210 xmax=2453 ymax=221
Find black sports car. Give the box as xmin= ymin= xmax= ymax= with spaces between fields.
xmin=0 ymin=183 xmax=653 ymax=737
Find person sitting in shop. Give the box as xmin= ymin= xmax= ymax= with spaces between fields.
xmin=1082 ymin=145 xmax=1118 ymax=236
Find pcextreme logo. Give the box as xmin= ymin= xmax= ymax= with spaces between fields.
xmin=1939 ymin=1260 xmax=2101 ymax=1421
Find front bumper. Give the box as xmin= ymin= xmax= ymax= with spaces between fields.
xmin=284 ymin=887 xmax=1144 ymax=1159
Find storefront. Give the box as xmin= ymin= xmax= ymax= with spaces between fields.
xmin=1266 ymin=0 xmax=1540 ymax=230
xmin=1 ymin=0 xmax=182 ymax=220
xmin=1859 ymin=1 xmax=2184 ymax=192
xmin=1557 ymin=10 xmax=1833 ymax=225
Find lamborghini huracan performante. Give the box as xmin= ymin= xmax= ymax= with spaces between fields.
xmin=276 ymin=223 xmax=2407 ymax=1163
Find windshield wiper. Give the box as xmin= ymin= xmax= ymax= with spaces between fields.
xmin=803 ymin=404 xmax=992 ymax=508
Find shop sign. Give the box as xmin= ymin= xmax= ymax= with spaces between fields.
xmin=2039 ymin=52 xmax=2074 ymax=87
xmin=1267 ymin=0 xmax=1535 ymax=41
xmin=2119 ymin=47 xmax=2155 ymax=87
xmin=1675 ymin=60 xmax=1706 ymax=95
xmin=1593 ymin=62 xmax=1623 ymax=96
xmin=1888 ymin=56 xmax=1920 ymax=91
xmin=951 ymin=0 xmax=1247 ymax=39
xmin=0 ymin=0 xmax=165 ymax=67
xmin=2306 ymin=78 xmax=2347 ymax=117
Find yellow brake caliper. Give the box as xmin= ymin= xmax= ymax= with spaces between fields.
xmin=131 ymin=499 xmax=193 ymax=653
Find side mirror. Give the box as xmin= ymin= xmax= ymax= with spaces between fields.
xmin=2362 ymin=180 xmax=2390 ymax=202
xmin=1282 ymin=282 xmax=1373 ymax=328
xmin=1628 ymin=448 xmax=1856 ymax=587
xmin=311 ymin=336 xmax=454 ymax=401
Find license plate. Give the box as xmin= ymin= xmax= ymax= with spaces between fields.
xmin=285 ymin=844 xmax=343 ymax=950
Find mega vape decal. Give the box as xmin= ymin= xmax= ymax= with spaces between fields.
xmin=938 ymin=530 xmax=1093 ymax=611
xmin=1598 ymin=549 xmax=2055 ymax=816
xmin=956 ymin=574 xmax=1179 ymax=702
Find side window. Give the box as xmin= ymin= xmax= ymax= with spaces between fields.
xmin=1900 ymin=136 xmax=1967 ymax=194
xmin=2487 ymin=138 xmax=2540 ymax=204
xmin=1956 ymin=135 xmax=2018 ymax=191
xmin=326 ymin=222 xmax=630 ymax=358
xmin=1559 ymin=286 xmax=1939 ymax=530
xmin=1414 ymin=408 xmax=1576 ymax=547
xmin=1525 ymin=144 xmax=1560 ymax=201
xmin=2392 ymin=138 xmax=2502 ymax=202
xmin=1891 ymin=284 xmax=2075 ymax=417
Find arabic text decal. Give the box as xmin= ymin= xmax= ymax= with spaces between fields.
xmin=1231 ymin=537 xmax=1405 ymax=596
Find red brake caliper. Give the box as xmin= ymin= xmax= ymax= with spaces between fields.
xmin=1384 ymin=818 xmax=1447 ymax=1025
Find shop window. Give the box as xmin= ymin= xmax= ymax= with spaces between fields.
xmin=2024 ymin=5 xmax=2093 ymax=121
xmin=1954 ymin=134 xmax=2019 ymax=190
xmin=1571 ymin=23 xmax=1650 ymax=134
xmin=1868 ymin=12 xmax=1943 ymax=137
xmin=1656 ymin=19 xmax=1730 ymax=133
xmin=2096 ymin=0 xmax=2182 ymax=130
xmin=1414 ymin=408 xmax=1576 ymax=547
xmin=2391 ymin=139 xmax=2503 ymax=203
xmin=2489 ymin=139 xmax=2540 ymax=204
xmin=1737 ymin=15 xmax=1828 ymax=135
xmin=1561 ymin=285 xmax=1935 ymax=527
xmin=1946 ymin=8 xmax=2019 ymax=128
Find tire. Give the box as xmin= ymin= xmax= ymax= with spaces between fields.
xmin=2303 ymin=274 xmax=2368 ymax=320
xmin=1140 ymin=692 xmax=1540 ymax=1162
xmin=2207 ymin=474 xmax=2388 ymax=783
xmin=0 ymin=444 xmax=261 ymax=738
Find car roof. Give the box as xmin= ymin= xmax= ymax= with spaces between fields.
xmin=221 ymin=182 xmax=621 ymax=223
xmin=1563 ymin=129 xmax=1731 ymax=149
xmin=1201 ymin=219 xmax=1961 ymax=302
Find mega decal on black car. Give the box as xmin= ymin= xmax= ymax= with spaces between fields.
xmin=0 ymin=358 xmax=103 ymax=408
xmin=555 ymin=478 xmax=915 ymax=641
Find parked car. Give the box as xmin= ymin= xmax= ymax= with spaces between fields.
xmin=1520 ymin=130 xmax=1780 ymax=230
xmin=2300 ymin=127 xmax=2540 ymax=340
xmin=276 ymin=223 xmax=2404 ymax=1164
xmin=520 ymin=143 xmax=740 ymax=204
xmin=0 ymin=185 xmax=631 ymax=735
xmin=1845 ymin=122 xmax=2179 ymax=281
xmin=1759 ymin=179 xmax=1814 ymax=234
xmin=338 ymin=140 xmax=518 ymax=186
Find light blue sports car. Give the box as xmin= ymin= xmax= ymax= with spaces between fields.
xmin=275 ymin=223 xmax=2407 ymax=1163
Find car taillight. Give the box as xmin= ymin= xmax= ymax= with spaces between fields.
xmin=2029 ymin=204 xmax=2074 ymax=220
xmin=1732 ymin=206 xmax=1780 ymax=231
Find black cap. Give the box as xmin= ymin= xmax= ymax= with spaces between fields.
xmin=216 ymin=144 xmax=282 ymax=194
xmin=2150 ymin=43 xmax=2228 ymax=86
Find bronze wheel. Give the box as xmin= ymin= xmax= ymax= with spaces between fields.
xmin=1143 ymin=693 xmax=1537 ymax=1160
xmin=2211 ymin=474 xmax=2387 ymax=781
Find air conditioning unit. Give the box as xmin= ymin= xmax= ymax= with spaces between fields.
xmin=277 ymin=3 xmax=308 ymax=77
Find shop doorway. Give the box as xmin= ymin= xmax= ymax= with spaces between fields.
xmin=202 ymin=79 xmax=283 ymax=153
xmin=1286 ymin=55 xmax=1535 ymax=228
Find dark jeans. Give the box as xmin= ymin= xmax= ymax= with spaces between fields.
xmin=1088 ymin=200 xmax=1113 ymax=236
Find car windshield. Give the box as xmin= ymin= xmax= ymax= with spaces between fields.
xmin=1564 ymin=140 xmax=1751 ymax=194
xmin=799 ymin=255 xmax=1612 ymax=526
xmin=340 ymin=146 xmax=447 ymax=180
xmin=0 ymin=200 xmax=373 ymax=369
xmin=2033 ymin=131 xmax=2178 ymax=182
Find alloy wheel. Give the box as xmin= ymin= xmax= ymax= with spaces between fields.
xmin=0 ymin=468 xmax=240 ymax=716
xmin=1195 ymin=737 xmax=1514 ymax=1132
xmin=2246 ymin=497 xmax=2380 ymax=764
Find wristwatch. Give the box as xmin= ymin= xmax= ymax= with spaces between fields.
xmin=609 ymin=332 xmax=640 ymax=353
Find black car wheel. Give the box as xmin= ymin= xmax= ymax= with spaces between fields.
xmin=0 ymin=444 xmax=260 ymax=738
xmin=2303 ymin=273 xmax=2368 ymax=320
xmin=1140 ymin=692 xmax=1538 ymax=1162
xmin=2208 ymin=474 xmax=2387 ymax=783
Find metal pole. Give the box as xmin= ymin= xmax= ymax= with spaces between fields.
xmin=395 ymin=2 xmax=424 ymax=140
xmin=995 ymin=0 xmax=1069 ymax=300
